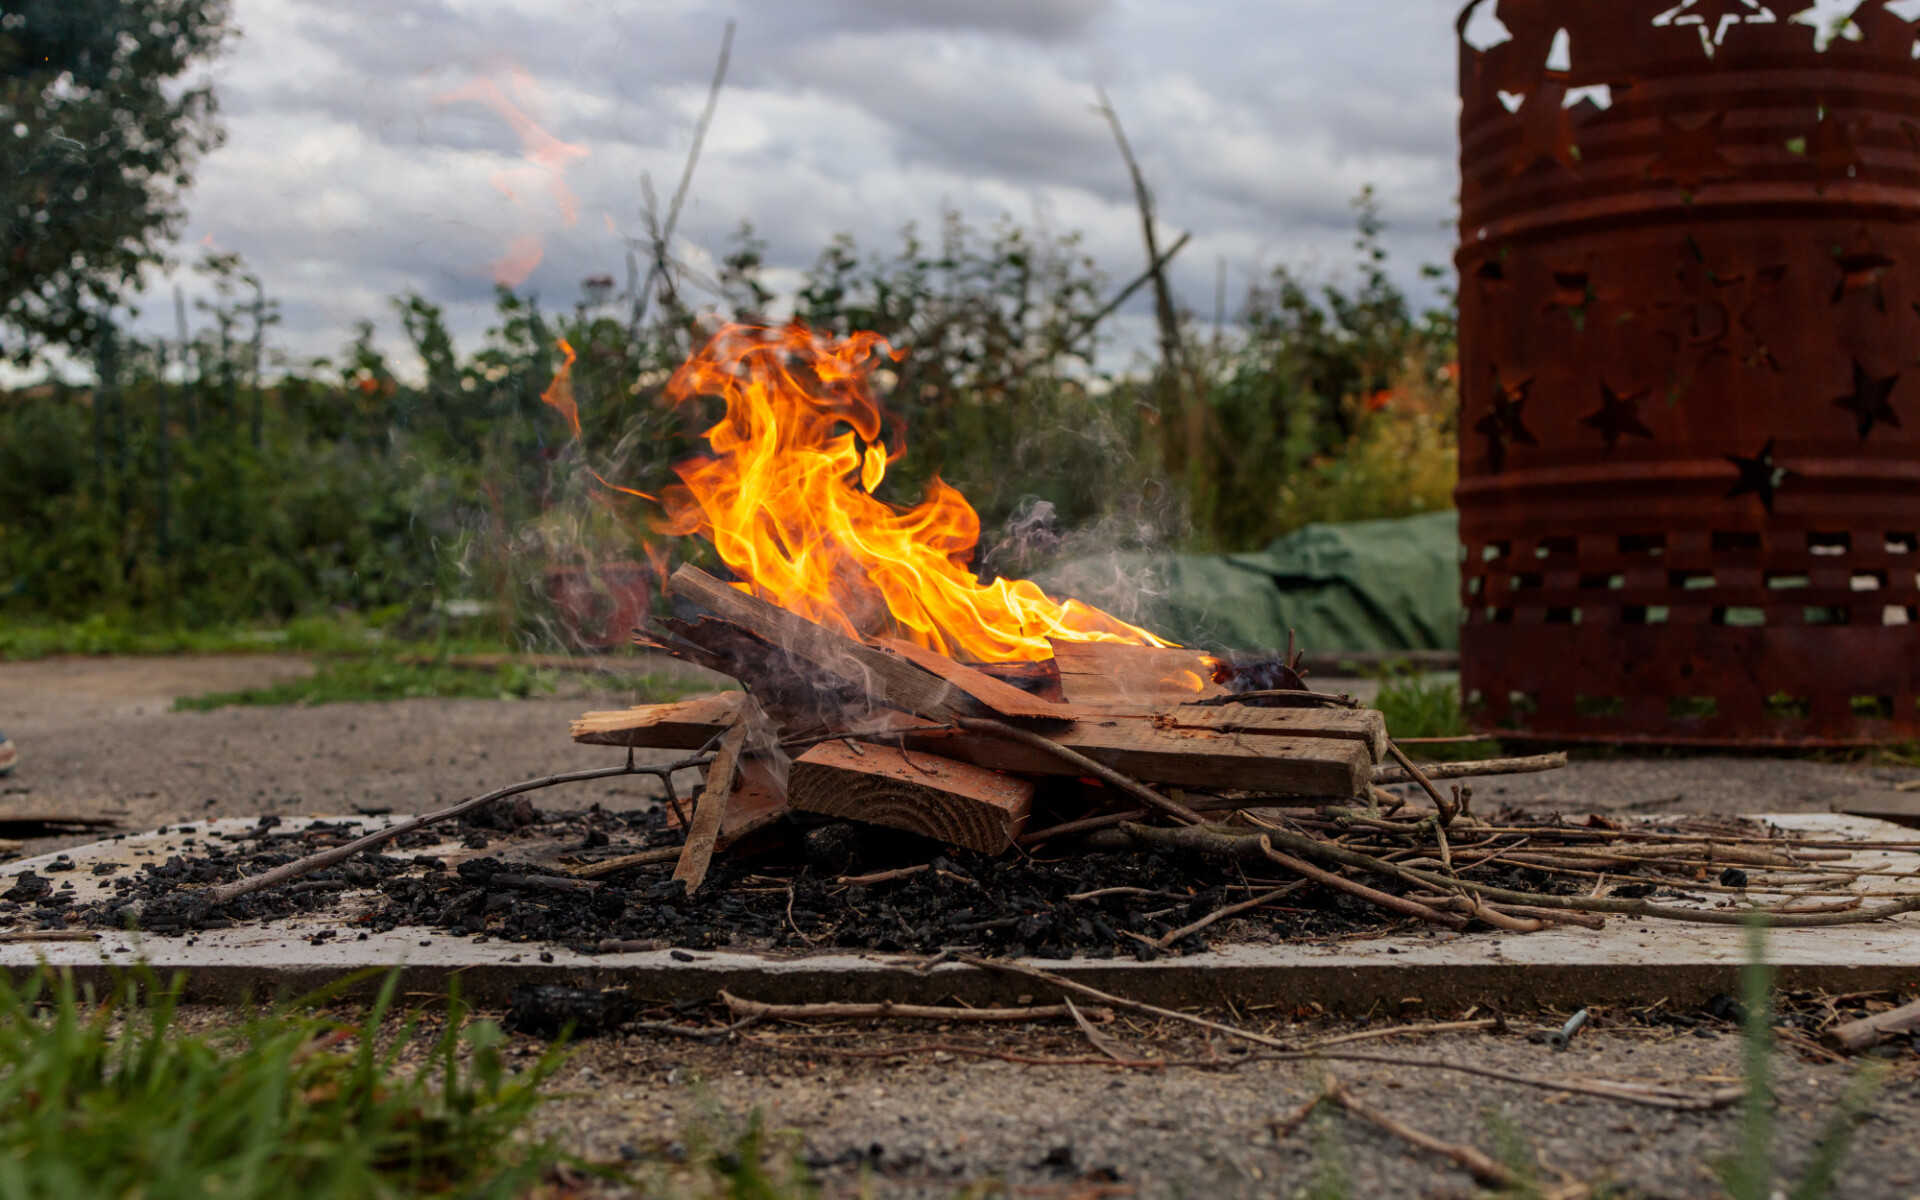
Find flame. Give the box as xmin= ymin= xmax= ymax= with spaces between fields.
xmin=542 ymin=338 xmax=656 ymax=501
xmin=434 ymin=67 xmax=588 ymax=286
xmin=656 ymin=323 xmax=1171 ymax=663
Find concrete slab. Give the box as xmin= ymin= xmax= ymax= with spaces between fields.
xmin=4 ymin=814 xmax=1917 ymax=1013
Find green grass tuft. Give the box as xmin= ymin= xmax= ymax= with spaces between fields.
xmin=0 ymin=968 xmax=567 ymax=1200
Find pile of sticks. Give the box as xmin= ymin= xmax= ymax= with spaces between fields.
xmin=568 ymin=564 xmax=1920 ymax=935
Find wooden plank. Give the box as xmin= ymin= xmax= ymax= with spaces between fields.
xmin=788 ymin=741 xmax=1034 ymax=853
xmin=1137 ymin=704 xmax=1386 ymax=761
xmin=718 ymin=757 xmax=788 ymax=850
xmin=673 ymin=724 xmax=747 ymax=894
xmin=571 ymin=693 xmax=753 ymax=749
xmin=1048 ymin=639 xmax=1229 ymax=704
xmin=874 ymin=637 xmax=1071 ymax=722
xmin=899 ymin=719 xmax=1373 ymax=798
xmin=666 ymin=565 xmax=989 ymax=723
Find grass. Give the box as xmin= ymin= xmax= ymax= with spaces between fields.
xmin=0 ymin=611 xmax=507 ymax=662
xmin=0 ymin=968 xmax=567 ymax=1200
xmin=171 ymin=656 xmax=701 ymax=711
xmin=1368 ymin=664 xmax=1502 ymax=762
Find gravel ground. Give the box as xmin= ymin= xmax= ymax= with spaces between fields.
xmin=6 ymin=655 xmax=1920 ymax=1197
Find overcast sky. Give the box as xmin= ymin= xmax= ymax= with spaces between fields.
xmin=138 ymin=0 xmax=1468 ymax=373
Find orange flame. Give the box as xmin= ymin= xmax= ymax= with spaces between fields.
xmin=434 ymin=67 xmax=589 ymax=287
xmin=542 ymin=338 xmax=656 ymax=501
xmin=656 ymin=323 xmax=1171 ymax=663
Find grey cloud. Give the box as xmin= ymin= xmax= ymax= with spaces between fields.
xmin=805 ymin=0 xmax=1110 ymax=41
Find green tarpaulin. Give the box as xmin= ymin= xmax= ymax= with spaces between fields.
xmin=1030 ymin=510 xmax=1461 ymax=655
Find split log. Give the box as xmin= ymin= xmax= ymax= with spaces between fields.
xmin=875 ymin=637 xmax=1071 ymax=722
xmin=788 ymin=740 xmax=1034 ymax=853
xmin=666 ymin=565 xmax=990 ymax=723
xmin=673 ymin=724 xmax=748 ymax=893
xmin=1822 ymin=997 xmax=1920 ymax=1054
xmin=1047 ymin=639 xmax=1228 ymax=704
xmin=572 ymin=692 xmax=759 ymax=749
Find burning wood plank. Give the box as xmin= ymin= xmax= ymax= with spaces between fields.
xmin=788 ymin=740 xmax=1034 ymax=853
xmin=666 ymin=564 xmax=999 ymax=723
xmin=874 ymin=636 xmax=1069 ymax=722
xmin=1047 ymin=639 xmax=1229 ymax=704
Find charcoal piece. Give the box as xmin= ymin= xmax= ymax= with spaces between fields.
xmin=506 ymin=984 xmax=632 ymax=1036
xmin=803 ymin=822 xmax=864 ymax=877
xmin=2 ymin=873 xmax=50 ymax=903
xmin=463 ymin=796 xmax=543 ymax=832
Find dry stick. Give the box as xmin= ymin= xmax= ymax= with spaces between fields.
xmin=1304 ymin=1018 xmax=1503 ymax=1050
xmin=632 ymin=17 xmax=734 ymax=328
xmin=1322 ymin=1079 xmax=1522 ymax=1191
xmin=1152 ymin=879 xmax=1310 ymax=949
xmin=1371 ymin=752 xmax=1566 ymax=785
xmin=1064 ymin=995 xmax=1137 ymax=1064
xmin=1259 ymin=839 xmax=1468 ymax=930
xmin=1822 ymin=996 xmax=1920 ymax=1054
xmin=954 ymin=717 xmax=1204 ymax=825
xmin=1183 ymin=689 xmax=1359 ymax=709
xmin=1387 ymin=741 xmax=1455 ymax=821
xmin=1020 ymin=794 xmax=1292 ymax=846
xmin=1122 ymin=823 xmax=1920 ymax=928
xmin=569 ymin=846 xmax=682 ymax=879
xmin=194 ymin=754 xmax=713 ymax=910
xmin=955 ymin=956 xmax=1741 ymax=1110
xmin=718 ymin=991 xmax=1109 ymax=1025
xmin=1072 ymin=230 xmax=1194 ymax=344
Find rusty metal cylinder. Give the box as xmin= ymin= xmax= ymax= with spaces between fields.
xmin=1456 ymin=0 xmax=1920 ymax=745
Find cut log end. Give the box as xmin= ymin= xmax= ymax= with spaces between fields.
xmin=788 ymin=740 xmax=1034 ymax=854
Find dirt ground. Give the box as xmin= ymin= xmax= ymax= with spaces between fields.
xmin=6 ymin=655 xmax=1920 ymax=1198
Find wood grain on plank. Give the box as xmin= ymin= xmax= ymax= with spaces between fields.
xmin=901 ymin=719 xmax=1372 ymax=798
xmin=1047 ymin=639 xmax=1229 ymax=704
xmin=874 ymin=637 xmax=1071 ymax=722
xmin=571 ymin=692 xmax=756 ymax=749
xmin=788 ymin=740 xmax=1034 ymax=853
xmin=673 ymin=723 xmax=748 ymax=894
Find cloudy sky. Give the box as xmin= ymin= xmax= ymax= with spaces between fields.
xmin=142 ymin=0 xmax=1469 ymax=372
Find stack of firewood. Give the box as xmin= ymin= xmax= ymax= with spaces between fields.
xmin=573 ymin=564 xmax=1401 ymax=891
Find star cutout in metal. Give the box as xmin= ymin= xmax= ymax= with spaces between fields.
xmin=1653 ymin=0 xmax=1779 ymax=57
xmin=1724 ymin=437 xmax=1795 ymax=513
xmin=1832 ymin=359 xmax=1900 ymax=438
xmin=1473 ymin=370 xmax=1538 ymax=473
xmin=1580 ymin=381 xmax=1656 ymax=452
xmin=1645 ymin=112 xmax=1736 ymax=190
xmin=1808 ymin=108 xmax=1866 ymax=190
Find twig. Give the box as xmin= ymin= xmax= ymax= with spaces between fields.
xmin=568 ymin=846 xmax=682 ymax=879
xmin=1072 ymin=231 xmax=1193 ymax=343
xmin=1372 ymin=752 xmax=1566 ymax=785
xmin=1152 ymin=880 xmax=1308 ymax=949
xmin=632 ymin=17 xmax=734 ymax=328
xmin=719 ymin=991 xmax=1109 ymax=1025
xmin=195 ymin=754 xmax=714 ymax=910
xmin=1064 ymin=995 xmax=1135 ymax=1063
xmin=1304 ymin=1017 xmax=1503 ymax=1049
xmin=1388 ymin=741 xmax=1455 ymax=821
xmin=622 ymin=1014 xmax=762 ymax=1041
xmin=1119 ymin=823 xmax=1920 ymax=928
xmin=953 ymin=956 xmax=1742 ymax=1109
xmin=838 ymin=864 xmax=931 ymax=886
xmin=1321 ymin=1079 xmax=1524 ymax=1191
xmin=1259 ymin=839 xmax=1468 ymax=930
xmin=784 ymin=885 xmax=816 ymax=946
xmin=954 ymin=717 xmax=1203 ymax=825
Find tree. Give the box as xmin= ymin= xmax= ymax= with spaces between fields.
xmin=0 ymin=0 xmax=232 ymax=363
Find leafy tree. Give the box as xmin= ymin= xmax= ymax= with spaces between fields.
xmin=0 ymin=0 xmax=232 ymax=362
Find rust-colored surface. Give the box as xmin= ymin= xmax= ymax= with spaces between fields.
xmin=1456 ymin=0 xmax=1920 ymax=745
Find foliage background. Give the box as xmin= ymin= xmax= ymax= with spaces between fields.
xmin=0 ymin=200 xmax=1456 ymax=645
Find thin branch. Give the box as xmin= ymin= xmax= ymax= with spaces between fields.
xmin=195 ymin=754 xmax=714 ymax=910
